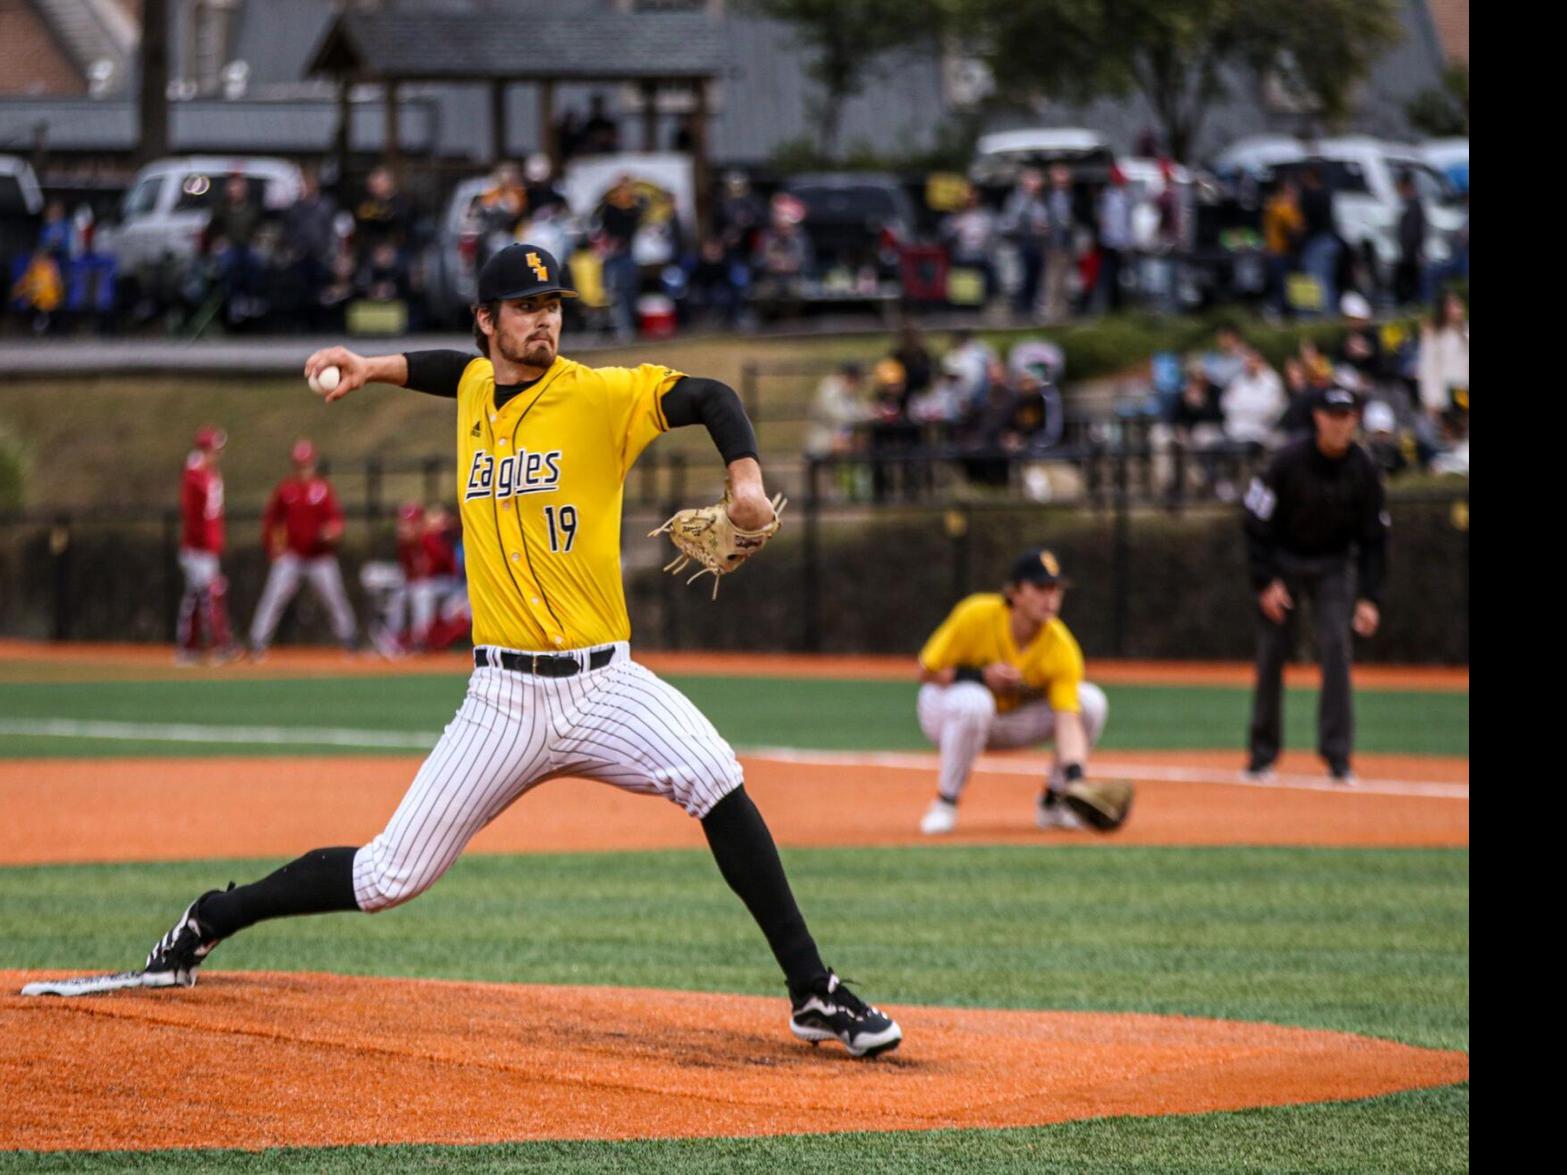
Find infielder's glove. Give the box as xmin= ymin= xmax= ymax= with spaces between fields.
xmin=1062 ymin=778 xmax=1135 ymax=832
xmin=649 ymin=490 xmax=786 ymax=599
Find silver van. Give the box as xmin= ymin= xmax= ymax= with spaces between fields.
xmin=104 ymin=156 xmax=303 ymax=270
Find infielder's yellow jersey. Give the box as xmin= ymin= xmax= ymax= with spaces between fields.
xmin=453 ymin=354 xmax=682 ymax=651
xmin=919 ymin=593 xmax=1084 ymax=714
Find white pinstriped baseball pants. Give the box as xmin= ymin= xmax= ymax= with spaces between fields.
xmin=917 ymin=681 xmax=1110 ymax=803
xmin=352 ymin=642 xmax=743 ymax=912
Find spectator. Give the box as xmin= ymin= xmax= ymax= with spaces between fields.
xmin=353 ymin=166 xmax=415 ymax=263
xmin=593 ymin=174 xmax=647 ymax=340
xmin=716 ymin=171 xmax=766 ymax=263
xmin=1204 ymin=325 xmax=1247 ymax=390
xmin=1261 ymin=178 xmax=1303 ymax=316
xmin=1298 ymin=166 xmax=1339 ymax=315
xmin=1337 ymin=292 xmax=1384 ymax=384
xmin=942 ymin=328 xmax=995 ymax=414
xmin=523 ymin=153 xmax=567 ymax=215
xmin=1394 ymin=171 xmax=1428 ymax=308
xmin=1170 ymin=359 xmax=1226 ymax=494
xmin=1042 ymin=165 xmax=1077 ymax=322
xmin=1418 ymin=291 xmax=1469 ymax=423
xmin=356 ymin=241 xmax=411 ymax=305
xmin=9 ymin=247 xmax=63 ymax=333
xmin=941 ymin=188 xmax=999 ymax=304
xmin=1150 ymin=158 xmax=1185 ymax=313
xmin=280 ymin=169 xmax=338 ymax=330
xmin=474 ymin=161 xmax=530 ymax=264
xmin=37 ymin=200 xmax=73 ymax=264
xmin=960 ymin=369 xmax=1019 ymax=487
xmin=1278 ymin=356 xmax=1315 ymax=441
xmin=684 ymin=236 xmax=744 ymax=328
xmin=1096 ymin=165 xmax=1132 ymax=313
xmin=579 ymin=93 xmax=621 ymax=155
xmin=1361 ymin=400 xmax=1411 ymax=478
xmin=867 ymin=358 xmax=920 ymax=501
xmin=206 ymin=172 xmax=265 ymax=323
xmin=1427 ymin=407 xmax=1469 ymax=477
xmin=752 ymin=193 xmax=814 ymax=308
xmin=892 ymin=322 xmax=934 ymax=396
xmin=1003 ymin=370 xmax=1063 ymax=453
xmin=999 ymin=168 xmax=1050 ymax=317
xmin=248 ymin=439 xmax=357 ymax=657
xmin=805 ymin=361 xmax=874 ymax=459
xmin=1221 ymin=348 xmax=1287 ymax=449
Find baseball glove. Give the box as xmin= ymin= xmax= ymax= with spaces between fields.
xmin=1061 ymin=778 xmax=1135 ymax=832
xmin=649 ymin=490 xmax=786 ymax=598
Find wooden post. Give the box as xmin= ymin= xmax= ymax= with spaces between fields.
xmin=334 ymin=74 xmax=352 ymax=194
xmin=384 ymin=79 xmax=402 ymax=179
xmin=491 ymin=79 xmax=508 ymax=164
xmin=691 ymin=78 xmax=712 ymax=241
xmin=641 ymin=80 xmax=658 ymax=151
xmin=539 ymin=79 xmax=558 ymax=171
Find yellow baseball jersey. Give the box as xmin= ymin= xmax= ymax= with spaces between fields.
xmin=453 ymin=354 xmax=682 ymax=651
xmin=919 ymin=593 xmax=1084 ymax=714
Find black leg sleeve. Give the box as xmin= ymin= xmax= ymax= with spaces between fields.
xmin=700 ymin=787 xmax=827 ymax=997
xmin=197 ymin=846 xmax=361 ymax=939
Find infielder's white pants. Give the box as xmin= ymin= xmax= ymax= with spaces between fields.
xmin=249 ymin=553 xmax=357 ymax=649
xmin=352 ymin=643 xmax=744 ymax=912
xmin=916 ymin=681 xmax=1109 ymax=803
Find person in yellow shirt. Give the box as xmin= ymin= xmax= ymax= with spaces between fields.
xmin=916 ymin=548 xmax=1109 ymax=834
xmin=109 ymin=243 xmax=902 ymax=1059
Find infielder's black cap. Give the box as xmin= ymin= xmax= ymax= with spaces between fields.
xmin=1313 ymin=384 xmax=1358 ymax=413
xmin=1010 ymin=548 xmax=1071 ymax=587
xmin=476 ymin=243 xmax=577 ymax=302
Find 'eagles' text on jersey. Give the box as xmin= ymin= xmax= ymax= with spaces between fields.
xmin=453 ymin=355 xmax=681 ymax=651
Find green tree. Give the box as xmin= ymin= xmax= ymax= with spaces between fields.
xmin=953 ymin=0 xmax=1403 ymax=161
xmin=738 ymin=0 xmax=945 ymax=159
xmin=1406 ymin=63 xmax=1469 ymax=137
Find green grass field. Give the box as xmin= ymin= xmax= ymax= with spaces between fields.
xmin=0 ymin=674 xmax=1469 ymax=759
xmin=0 ymin=670 xmax=1468 ymax=1171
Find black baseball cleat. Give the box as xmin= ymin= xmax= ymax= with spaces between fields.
xmin=789 ymin=971 xmax=903 ymax=1058
xmin=143 ymin=885 xmax=231 ymax=988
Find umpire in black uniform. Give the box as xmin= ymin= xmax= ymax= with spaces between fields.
xmin=1242 ymin=383 xmax=1390 ymax=783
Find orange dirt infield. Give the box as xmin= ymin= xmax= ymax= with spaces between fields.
xmin=0 ymin=970 xmax=1468 ymax=1152
xmin=0 ymin=639 xmax=1469 ymax=690
xmin=0 ymin=750 xmax=1467 ymax=866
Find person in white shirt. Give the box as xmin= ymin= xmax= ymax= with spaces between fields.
xmin=1418 ymin=291 xmax=1469 ymax=421
xmin=1222 ymin=348 xmax=1287 ymax=448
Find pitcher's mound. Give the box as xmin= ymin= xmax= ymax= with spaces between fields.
xmin=2 ymin=970 xmax=1467 ymax=1152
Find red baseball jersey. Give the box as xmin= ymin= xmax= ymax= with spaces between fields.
xmin=180 ymin=455 xmax=225 ymax=553
xmin=398 ymin=534 xmax=430 ymax=581
xmin=263 ymin=475 xmax=344 ymax=558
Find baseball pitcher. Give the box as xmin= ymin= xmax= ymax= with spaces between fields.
xmin=120 ymin=244 xmax=900 ymax=1057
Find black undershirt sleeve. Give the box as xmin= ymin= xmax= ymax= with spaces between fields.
xmin=402 ymin=350 xmax=475 ymax=398
xmin=660 ymin=376 xmax=759 ymax=466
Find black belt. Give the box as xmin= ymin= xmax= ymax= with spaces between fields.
xmin=475 ymin=646 xmax=615 ymax=677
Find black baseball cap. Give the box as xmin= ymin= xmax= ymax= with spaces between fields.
xmin=1010 ymin=548 xmax=1071 ymax=587
xmin=476 ymin=243 xmax=577 ymax=303
xmin=1313 ymin=385 xmax=1358 ymax=413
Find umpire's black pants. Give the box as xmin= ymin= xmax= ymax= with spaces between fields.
xmin=1248 ymin=552 xmax=1355 ymax=774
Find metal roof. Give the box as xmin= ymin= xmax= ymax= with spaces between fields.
xmin=307 ymin=9 xmax=725 ymax=82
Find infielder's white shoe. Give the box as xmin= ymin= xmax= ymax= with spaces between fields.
xmin=1035 ymin=791 xmax=1086 ymax=831
xmin=919 ymin=797 xmax=958 ymax=835
xmin=790 ymin=971 xmax=902 ymax=1058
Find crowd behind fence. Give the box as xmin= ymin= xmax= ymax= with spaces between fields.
xmin=0 ymin=447 xmax=1468 ymax=663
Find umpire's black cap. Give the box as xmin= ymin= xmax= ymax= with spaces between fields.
xmin=1010 ymin=548 xmax=1071 ymax=587
xmin=1312 ymin=384 xmax=1359 ymax=413
xmin=476 ymin=243 xmax=577 ymax=302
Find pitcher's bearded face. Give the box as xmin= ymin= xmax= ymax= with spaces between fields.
xmin=486 ymin=296 xmax=563 ymax=369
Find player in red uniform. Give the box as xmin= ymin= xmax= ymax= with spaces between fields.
xmin=248 ymin=439 xmax=358 ymax=657
xmin=176 ymin=425 xmax=238 ymax=665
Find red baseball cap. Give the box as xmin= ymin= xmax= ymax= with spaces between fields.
xmin=291 ymin=438 xmax=317 ymax=465
xmin=194 ymin=425 xmax=227 ymax=451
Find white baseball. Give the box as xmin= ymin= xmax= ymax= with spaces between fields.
xmin=309 ymin=365 xmax=341 ymax=395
